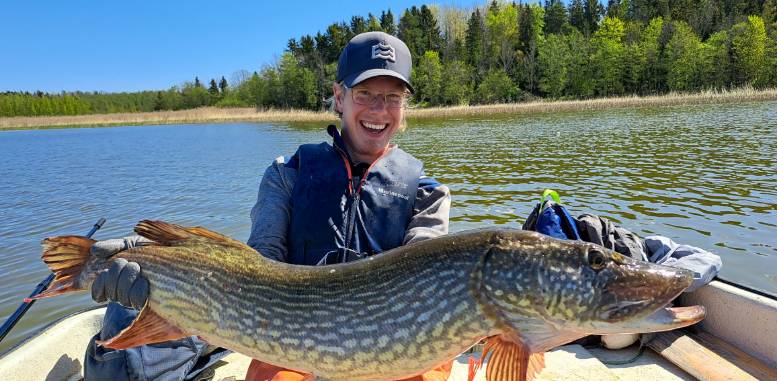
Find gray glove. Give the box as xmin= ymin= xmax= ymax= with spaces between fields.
xmin=90 ymin=235 xmax=153 ymax=310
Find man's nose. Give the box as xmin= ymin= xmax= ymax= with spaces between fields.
xmin=369 ymin=95 xmax=388 ymax=111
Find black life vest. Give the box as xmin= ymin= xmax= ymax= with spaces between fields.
xmin=287 ymin=126 xmax=422 ymax=265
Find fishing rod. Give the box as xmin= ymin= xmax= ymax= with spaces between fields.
xmin=0 ymin=217 xmax=106 ymax=344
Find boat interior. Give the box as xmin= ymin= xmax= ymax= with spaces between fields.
xmin=0 ymin=279 xmax=775 ymax=381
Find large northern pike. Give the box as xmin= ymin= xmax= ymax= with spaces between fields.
xmin=33 ymin=220 xmax=704 ymax=381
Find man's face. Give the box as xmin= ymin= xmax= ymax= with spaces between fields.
xmin=335 ymin=76 xmax=407 ymax=163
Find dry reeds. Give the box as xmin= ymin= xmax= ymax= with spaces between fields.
xmin=405 ymin=87 xmax=777 ymax=120
xmin=0 ymin=107 xmax=337 ymax=131
xmin=1 ymin=87 xmax=775 ymax=131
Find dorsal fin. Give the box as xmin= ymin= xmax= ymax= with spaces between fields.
xmin=134 ymin=220 xmax=191 ymax=245
xmin=134 ymin=220 xmax=253 ymax=250
xmin=183 ymin=226 xmax=255 ymax=250
xmin=483 ymin=334 xmax=545 ymax=381
xmin=97 ymin=304 xmax=188 ymax=349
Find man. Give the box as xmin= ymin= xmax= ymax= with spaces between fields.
xmin=244 ymin=31 xmax=451 ymax=380
xmin=89 ymin=32 xmax=451 ymax=381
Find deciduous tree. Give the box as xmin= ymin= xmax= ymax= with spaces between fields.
xmin=412 ymin=51 xmax=443 ymax=106
xmin=538 ymin=34 xmax=570 ymax=98
xmin=731 ymin=16 xmax=767 ymax=86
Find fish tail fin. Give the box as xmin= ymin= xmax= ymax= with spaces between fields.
xmin=31 ymin=236 xmax=97 ymax=300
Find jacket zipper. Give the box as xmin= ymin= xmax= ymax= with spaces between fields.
xmin=336 ymin=146 xmax=391 ymax=260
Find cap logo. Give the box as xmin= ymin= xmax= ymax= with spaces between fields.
xmin=371 ymin=42 xmax=396 ymax=62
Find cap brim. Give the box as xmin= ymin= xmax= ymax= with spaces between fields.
xmin=343 ymin=69 xmax=414 ymax=93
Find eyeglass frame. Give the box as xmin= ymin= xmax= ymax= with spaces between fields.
xmin=342 ymin=84 xmax=410 ymax=109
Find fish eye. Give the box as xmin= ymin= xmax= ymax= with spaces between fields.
xmin=587 ymin=249 xmax=607 ymax=270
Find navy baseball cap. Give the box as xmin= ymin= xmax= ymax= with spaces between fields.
xmin=336 ymin=31 xmax=414 ymax=93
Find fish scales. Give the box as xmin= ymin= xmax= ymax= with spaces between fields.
xmin=36 ymin=221 xmax=705 ymax=381
xmin=121 ymin=230 xmax=498 ymax=379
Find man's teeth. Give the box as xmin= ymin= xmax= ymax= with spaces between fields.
xmin=362 ymin=122 xmax=387 ymax=130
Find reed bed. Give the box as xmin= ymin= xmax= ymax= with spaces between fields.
xmin=1 ymin=87 xmax=775 ymax=131
xmin=0 ymin=107 xmax=337 ymax=131
xmin=406 ymin=87 xmax=777 ymax=120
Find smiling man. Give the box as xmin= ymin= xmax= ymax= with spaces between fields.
xmin=247 ymin=31 xmax=450 ymax=267
xmin=244 ymin=31 xmax=452 ymax=380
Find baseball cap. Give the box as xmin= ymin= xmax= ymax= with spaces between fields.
xmin=336 ymin=31 xmax=414 ymax=93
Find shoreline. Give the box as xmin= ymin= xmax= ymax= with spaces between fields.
xmin=1 ymin=87 xmax=775 ymax=131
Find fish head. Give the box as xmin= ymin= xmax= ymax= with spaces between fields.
xmin=480 ymin=230 xmax=704 ymax=344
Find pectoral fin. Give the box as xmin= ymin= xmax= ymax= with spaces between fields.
xmin=97 ymin=306 xmax=188 ymax=349
xmin=483 ymin=334 xmax=545 ymax=381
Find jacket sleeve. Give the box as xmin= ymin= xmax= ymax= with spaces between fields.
xmin=247 ymin=157 xmax=297 ymax=263
xmin=403 ymin=174 xmax=451 ymax=245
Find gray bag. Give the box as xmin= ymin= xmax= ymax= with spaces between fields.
xmin=576 ymin=213 xmax=647 ymax=261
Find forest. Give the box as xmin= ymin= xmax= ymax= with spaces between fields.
xmin=2 ymin=0 xmax=776 ymax=117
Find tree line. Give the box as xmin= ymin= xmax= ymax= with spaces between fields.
xmin=2 ymin=0 xmax=777 ymax=117
xmin=0 ymin=77 xmax=229 ymax=117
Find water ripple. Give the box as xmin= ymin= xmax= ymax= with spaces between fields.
xmin=1 ymin=102 xmax=775 ymax=354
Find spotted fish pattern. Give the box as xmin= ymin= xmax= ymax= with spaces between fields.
xmin=36 ymin=221 xmax=703 ymax=381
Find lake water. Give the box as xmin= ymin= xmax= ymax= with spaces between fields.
xmin=1 ymin=101 xmax=775 ymax=355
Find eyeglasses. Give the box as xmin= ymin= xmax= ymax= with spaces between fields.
xmin=348 ymin=87 xmax=407 ymax=109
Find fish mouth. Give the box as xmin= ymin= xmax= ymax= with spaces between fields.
xmin=593 ymin=305 xmax=706 ymax=334
xmin=641 ymin=305 xmax=706 ymax=331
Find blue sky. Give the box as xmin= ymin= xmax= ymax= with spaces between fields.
xmin=1 ymin=0 xmax=480 ymax=93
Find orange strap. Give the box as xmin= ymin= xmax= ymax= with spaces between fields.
xmin=245 ymin=360 xmax=309 ymax=381
xmin=396 ymin=360 xmax=453 ymax=381
xmin=245 ymin=359 xmax=453 ymax=381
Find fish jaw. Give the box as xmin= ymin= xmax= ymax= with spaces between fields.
xmin=593 ymin=255 xmax=695 ymax=323
xmin=584 ymin=305 xmax=706 ymax=334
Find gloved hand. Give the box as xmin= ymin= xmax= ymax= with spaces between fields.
xmin=90 ymin=235 xmax=153 ymax=310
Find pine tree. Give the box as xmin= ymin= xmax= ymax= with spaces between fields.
xmin=208 ymin=79 xmax=219 ymax=95
xmin=398 ymin=7 xmax=422 ymax=58
xmin=689 ymin=0 xmax=721 ymax=40
xmin=287 ymin=38 xmax=300 ymax=54
xmin=219 ymin=76 xmax=228 ymax=95
xmin=154 ymin=91 xmax=165 ymax=111
xmin=465 ymin=9 xmax=486 ymax=79
xmin=418 ymin=5 xmax=443 ymax=56
xmin=321 ymin=23 xmax=351 ymax=62
xmin=569 ymin=0 xmax=588 ymax=35
xmin=606 ymin=0 xmax=626 ymax=19
xmin=764 ymin=0 xmax=777 ymax=25
xmin=518 ymin=4 xmax=546 ymax=93
xmin=351 ymin=16 xmax=368 ymax=35
xmin=584 ymin=0 xmax=605 ymax=34
xmin=544 ymin=0 xmax=568 ymax=35
xmin=381 ymin=10 xmax=397 ymax=35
